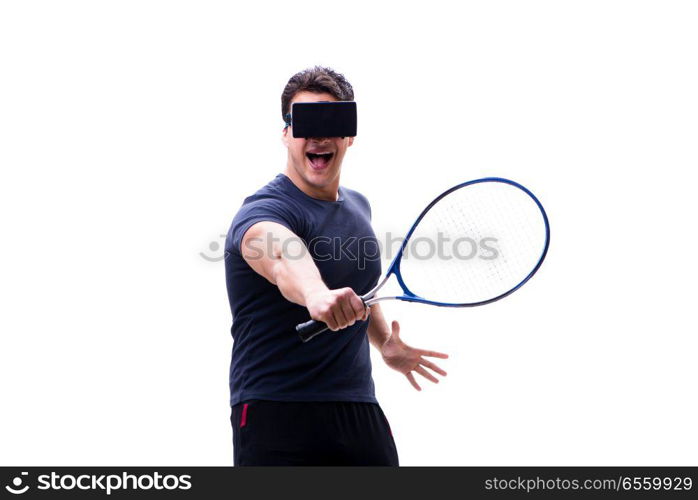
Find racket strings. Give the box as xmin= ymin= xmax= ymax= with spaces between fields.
xmin=398 ymin=181 xmax=547 ymax=304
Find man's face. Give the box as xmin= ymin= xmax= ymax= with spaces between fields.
xmin=282 ymin=91 xmax=354 ymax=197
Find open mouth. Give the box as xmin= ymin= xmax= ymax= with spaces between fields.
xmin=306 ymin=152 xmax=334 ymax=170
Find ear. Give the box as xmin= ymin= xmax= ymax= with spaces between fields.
xmin=281 ymin=126 xmax=290 ymax=147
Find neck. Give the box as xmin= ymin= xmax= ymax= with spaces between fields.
xmin=283 ymin=165 xmax=340 ymax=201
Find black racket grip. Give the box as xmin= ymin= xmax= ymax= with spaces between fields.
xmin=296 ymin=319 xmax=330 ymax=343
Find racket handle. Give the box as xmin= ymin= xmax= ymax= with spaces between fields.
xmin=296 ymin=319 xmax=330 ymax=343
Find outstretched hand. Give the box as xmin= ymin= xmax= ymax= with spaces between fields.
xmin=380 ymin=320 xmax=449 ymax=391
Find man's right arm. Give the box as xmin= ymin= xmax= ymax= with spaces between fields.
xmin=240 ymin=221 xmax=367 ymax=331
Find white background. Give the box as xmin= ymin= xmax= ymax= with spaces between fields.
xmin=1 ymin=0 xmax=696 ymax=466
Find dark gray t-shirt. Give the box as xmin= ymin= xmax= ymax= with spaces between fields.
xmin=225 ymin=174 xmax=381 ymax=406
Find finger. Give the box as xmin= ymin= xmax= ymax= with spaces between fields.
xmin=338 ymin=297 xmax=355 ymax=328
xmin=331 ymin=298 xmax=350 ymax=329
xmin=420 ymin=358 xmax=447 ymax=376
xmin=314 ymin=307 xmax=335 ymax=331
xmin=360 ymin=306 xmax=369 ymax=322
xmin=418 ymin=349 xmax=449 ymax=359
xmin=391 ymin=320 xmax=400 ymax=338
xmin=415 ymin=366 xmax=439 ymax=384
xmin=322 ymin=308 xmax=340 ymax=331
xmin=406 ymin=372 xmax=421 ymax=391
xmin=349 ymin=294 xmax=365 ymax=321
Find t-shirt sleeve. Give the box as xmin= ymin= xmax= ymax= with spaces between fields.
xmin=351 ymin=189 xmax=372 ymax=221
xmin=228 ymin=197 xmax=304 ymax=255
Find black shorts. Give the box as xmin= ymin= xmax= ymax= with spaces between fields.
xmin=231 ymin=400 xmax=399 ymax=466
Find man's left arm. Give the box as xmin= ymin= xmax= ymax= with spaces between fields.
xmin=366 ymin=303 xmax=449 ymax=391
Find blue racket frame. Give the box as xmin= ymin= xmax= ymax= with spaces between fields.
xmin=373 ymin=177 xmax=550 ymax=308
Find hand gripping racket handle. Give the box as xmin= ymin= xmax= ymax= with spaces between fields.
xmin=296 ymin=295 xmax=372 ymax=343
xmin=296 ymin=319 xmax=330 ymax=343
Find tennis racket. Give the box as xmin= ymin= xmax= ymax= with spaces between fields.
xmin=296 ymin=177 xmax=550 ymax=342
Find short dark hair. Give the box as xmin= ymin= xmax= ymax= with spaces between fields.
xmin=281 ymin=66 xmax=354 ymax=122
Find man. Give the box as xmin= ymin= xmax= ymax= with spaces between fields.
xmin=224 ymin=66 xmax=448 ymax=466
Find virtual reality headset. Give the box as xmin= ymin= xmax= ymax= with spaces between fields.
xmin=284 ymin=101 xmax=357 ymax=138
